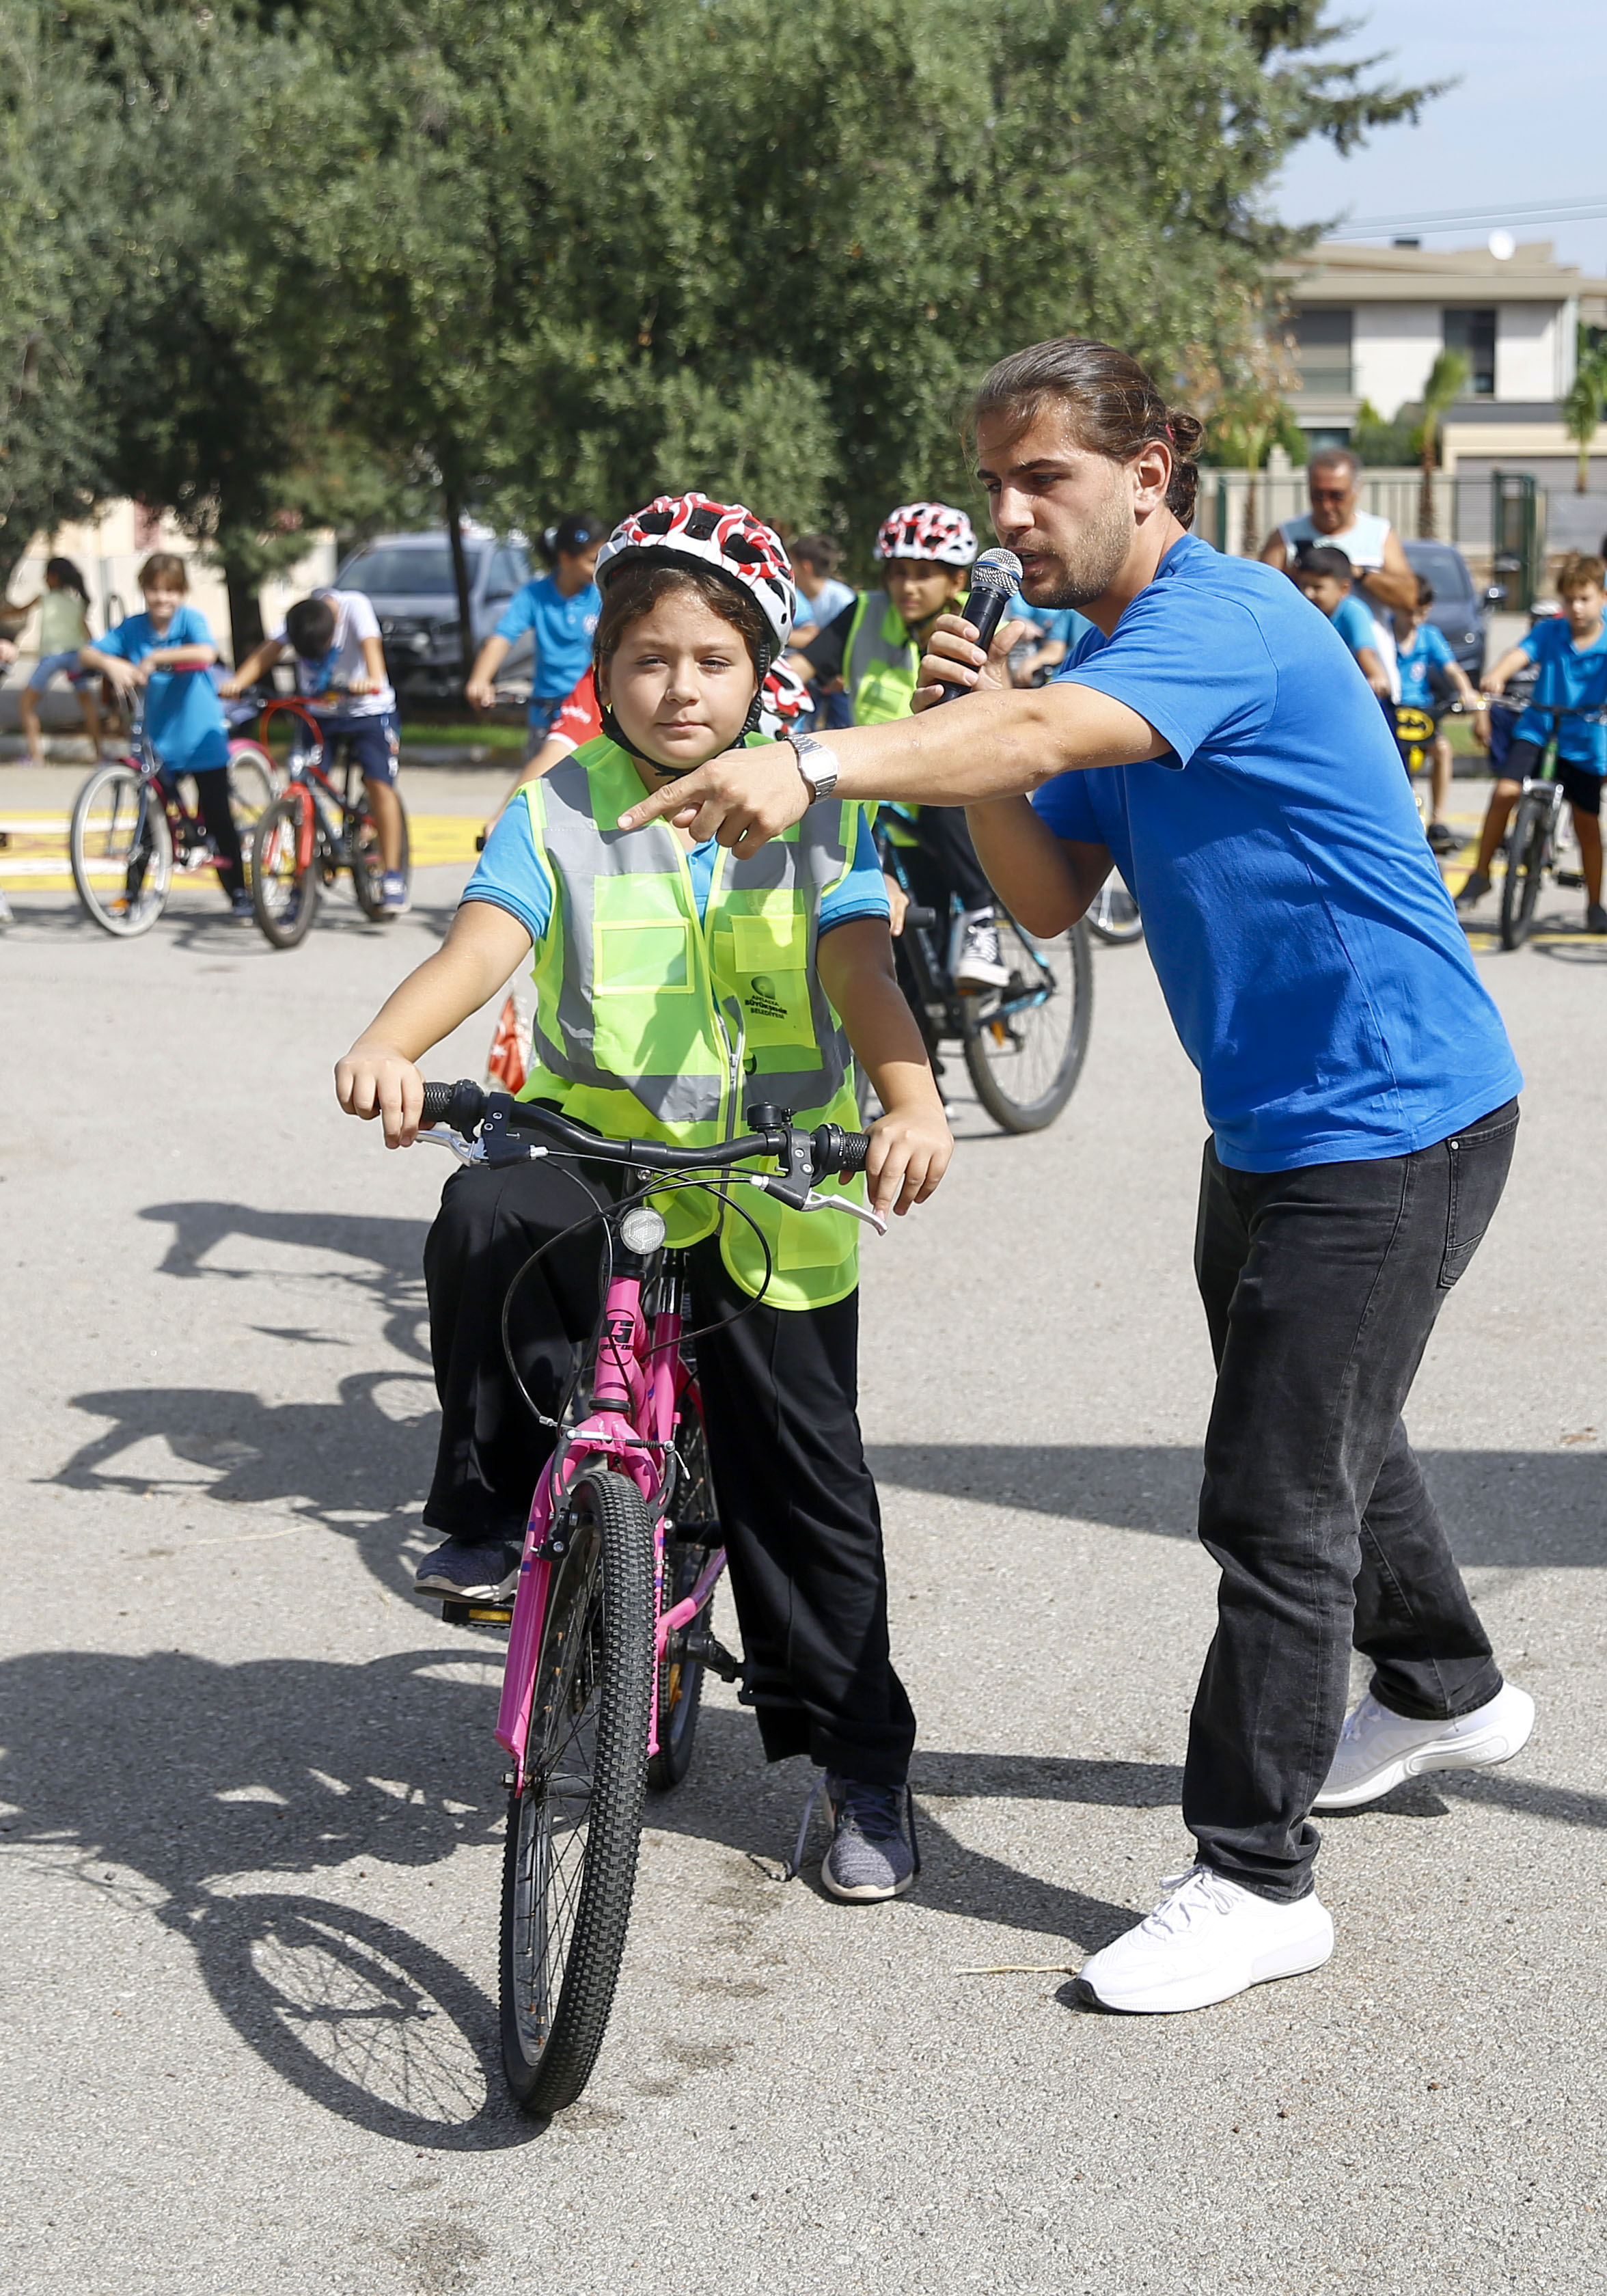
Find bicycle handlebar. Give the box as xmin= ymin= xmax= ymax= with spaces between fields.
xmin=419 ymin=1080 xmax=871 ymax=1181
xmin=1500 ymin=700 xmax=1607 ymax=723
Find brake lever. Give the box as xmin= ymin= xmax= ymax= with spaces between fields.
xmin=416 ymin=1128 xmax=486 ymax=1165
xmin=749 ymin=1174 xmax=886 ymax=1235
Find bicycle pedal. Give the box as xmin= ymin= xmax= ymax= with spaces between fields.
xmin=666 ymin=1626 xmax=745 ymax=1684
xmin=1557 ymin=871 xmax=1584 ymax=888
xmin=440 ymin=1599 xmax=514 ymax=1630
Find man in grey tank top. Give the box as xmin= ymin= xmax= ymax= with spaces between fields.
xmin=1261 ymin=448 xmax=1417 ymax=696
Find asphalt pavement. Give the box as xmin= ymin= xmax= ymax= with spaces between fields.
xmin=3 ymin=762 xmax=1605 ymax=2294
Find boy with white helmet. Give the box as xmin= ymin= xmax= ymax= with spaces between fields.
xmin=793 ymin=502 xmax=1017 ymax=988
xmin=336 ymin=493 xmax=950 ymax=1902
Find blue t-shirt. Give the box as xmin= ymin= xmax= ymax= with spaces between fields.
xmin=1032 ymin=535 xmax=1520 ymax=1172
xmin=98 ymin=605 xmax=230 ymax=774
xmin=1396 ymin=623 xmax=1457 ymax=711
xmin=465 ymin=787 xmax=890 ymax=944
xmin=495 ymin=575 xmax=603 ymax=713
xmin=793 ymin=576 xmax=855 ymax=637
xmin=1327 ymin=593 xmax=1377 ymax=661
xmin=1515 ymin=616 xmax=1607 ymax=772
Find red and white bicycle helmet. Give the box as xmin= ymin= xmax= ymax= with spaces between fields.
xmin=757 ymin=658 xmax=810 ymax=739
xmin=596 ymin=493 xmax=796 ymax=656
xmin=873 ymin=501 xmax=976 ymax=569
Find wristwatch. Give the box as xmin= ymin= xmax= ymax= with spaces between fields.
xmin=784 ymin=728 xmax=840 ymax=802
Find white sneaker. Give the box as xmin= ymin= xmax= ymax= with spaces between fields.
xmin=1075 ymin=1867 xmax=1334 ymax=2014
xmin=955 ymin=912 xmax=1008 ymax=989
xmin=1313 ymin=1681 xmax=1535 ymax=1811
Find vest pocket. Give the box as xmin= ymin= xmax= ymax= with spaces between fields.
xmin=727 ymin=911 xmax=817 ymax=1053
xmin=591 ymin=916 xmax=697 ymax=1075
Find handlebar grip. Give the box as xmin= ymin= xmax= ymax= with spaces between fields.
xmin=903 ymin=905 xmax=938 ymax=929
xmin=420 ymin=1079 xmax=487 ymax=1136
xmin=836 ymin=1130 xmax=871 ymax=1176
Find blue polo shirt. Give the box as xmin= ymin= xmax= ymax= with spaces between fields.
xmin=1328 ymin=593 xmax=1377 ymax=662
xmin=494 ymin=575 xmax=602 ymax=713
xmin=1515 ymin=616 xmax=1607 ymax=772
xmin=1032 ymin=535 xmax=1520 ymax=1171
xmin=97 ymin=606 xmax=230 ymax=774
xmin=1397 ymin=623 xmax=1457 ymax=711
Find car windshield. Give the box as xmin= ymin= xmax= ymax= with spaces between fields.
xmin=1406 ymin=545 xmax=1470 ymax=599
xmin=340 ymin=545 xmax=485 ymax=597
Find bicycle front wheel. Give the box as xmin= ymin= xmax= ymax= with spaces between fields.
xmin=226 ymin=741 xmax=279 ymax=849
xmin=70 ymin=764 xmax=172 ymax=937
xmin=1498 ymin=793 xmax=1550 ymax=951
xmin=500 ymin=1467 xmax=654 ymax=2116
xmin=1086 ymin=882 xmax=1144 ymax=945
xmin=962 ymin=916 xmax=1093 ymax=1132
xmin=249 ymin=791 xmax=320 ymax=948
xmin=353 ymin=792 xmax=411 ymax=920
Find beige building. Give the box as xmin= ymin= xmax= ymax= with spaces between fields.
xmin=2 ymin=499 xmax=336 ymax=667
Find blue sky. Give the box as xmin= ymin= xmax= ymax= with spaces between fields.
xmin=1272 ymin=0 xmax=1606 ymax=279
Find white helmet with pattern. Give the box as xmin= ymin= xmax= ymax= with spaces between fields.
xmin=874 ymin=502 xmax=977 ymax=569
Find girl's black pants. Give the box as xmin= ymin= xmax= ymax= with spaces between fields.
xmin=422 ymin=1155 xmax=915 ymax=1785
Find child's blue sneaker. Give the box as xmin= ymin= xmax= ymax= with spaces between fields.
xmin=380 ymin=870 xmax=409 ymax=916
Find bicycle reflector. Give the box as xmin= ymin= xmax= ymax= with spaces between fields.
xmin=619 ymin=1206 xmax=668 ymax=1254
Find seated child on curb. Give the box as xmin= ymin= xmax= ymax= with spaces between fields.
xmin=333 ymin=494 xmax=951 ymax=1903
xmin=79 ymin=552 xmax=249 ymax=920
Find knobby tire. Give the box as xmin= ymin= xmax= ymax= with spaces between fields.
xmin=500 ymin=1468 xmax=654 ymax=2116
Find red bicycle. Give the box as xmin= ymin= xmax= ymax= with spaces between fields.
xmin=246 ymin=700 xmax=412 ymax=948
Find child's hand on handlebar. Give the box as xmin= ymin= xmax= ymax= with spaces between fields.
xmin=866 ymin=1097 xmax=952 ymax=1217
xmin=335 ymin=1043 xmax=427 ymax=1147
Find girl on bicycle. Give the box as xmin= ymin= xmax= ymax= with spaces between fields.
xmin=14 ymin=557 xmax=109 ymax=767
xmin=335 ymin=494 xmax=951 ymax=1902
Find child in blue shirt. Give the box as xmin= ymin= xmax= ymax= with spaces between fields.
xmin=465 ymin=512 xmax=603 ymax=758
xmin=1459 ymin=553 xmax=1607 ymax=931
xmin=79 ymin=554 xmax=250 ymax=919
xmin=1291 ymin=545 xmax=1392 ymax=702
xmin=1393 ymin=576 xmax=1483 ymax=854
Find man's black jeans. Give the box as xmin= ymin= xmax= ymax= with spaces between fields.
xmin=1185 ymin=1099 xmax=1520 ymax=1902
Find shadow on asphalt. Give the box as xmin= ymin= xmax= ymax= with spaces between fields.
xmin=866 ymin=1443 xmax=1607 ymax=1569
xmin=0 ymin=1643 xmax=538 ymax=2150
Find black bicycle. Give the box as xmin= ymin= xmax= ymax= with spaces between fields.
xmin=1497 ymin=700 xmax=1606 ymax=951
xmin=868 ymin=817 xmax=1093 ymax=1133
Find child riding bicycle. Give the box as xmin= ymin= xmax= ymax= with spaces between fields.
xmin=223 ymin=587 xmax=408 ymax=914
xmin=1457 ymin=554 xmax=1607 ymax=933
xmin=792 ymin=502 xmax=1023 ymax=988
xmin=335 ymin=493 xmax=952 ymax=1902
xmin=78 ymin=552 xmax=251 ymax=920
xmin=1290 ymin=544 xmax=1393 ymax=706
xmin=1392 ymin=575 xmax=1483 ymax=855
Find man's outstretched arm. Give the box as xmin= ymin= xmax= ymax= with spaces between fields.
xmin=618 ymin=616 xmax=1164 ymax=849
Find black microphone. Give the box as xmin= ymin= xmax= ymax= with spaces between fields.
xmin=929 ymin=547 xmax=1024 ymax=705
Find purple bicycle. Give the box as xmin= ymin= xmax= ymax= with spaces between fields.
xmin=409 ymin=1082 xmax=879 ymax=2116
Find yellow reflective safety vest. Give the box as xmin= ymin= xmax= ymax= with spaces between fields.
xmin=843 ymin=590 xmax=921 ymax=726
xmin=516 ymin=737 xmax=868 ymax=1309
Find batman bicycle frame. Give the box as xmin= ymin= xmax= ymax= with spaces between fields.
xmin=410 ymin=1080 xmax=877 ymax=2118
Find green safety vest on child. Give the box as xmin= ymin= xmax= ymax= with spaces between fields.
xmin=842 ymin=592 xmax=924 ymax=726
xmin=515 ymin=737 xmax=869 ymax=1309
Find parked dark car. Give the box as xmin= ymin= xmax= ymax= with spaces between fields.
xmin=1401 ymin=539 xmax=1486 ymax=679
xmin=333 ymin=532 xmax=533 ymax=696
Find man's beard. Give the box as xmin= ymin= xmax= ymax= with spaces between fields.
xmin=1021 ymin=481 xmax=1135 ymax=610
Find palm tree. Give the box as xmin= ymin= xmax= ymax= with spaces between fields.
xmin=1416 ymin=350 xmax=1469 ymax=538
xmin=1562 ymin=344 xmax=1606 ymax=494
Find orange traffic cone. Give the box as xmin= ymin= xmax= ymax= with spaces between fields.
xmin=486 ymin=992 xmax=529 ymax=1094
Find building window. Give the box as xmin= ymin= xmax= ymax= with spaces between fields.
xmin=1442 ymin=308 xmax=1496 ymax=396
xmin=1288 ymin=308 xmax=1353 ymax=396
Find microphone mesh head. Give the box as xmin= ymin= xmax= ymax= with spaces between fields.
xmin=970 ymin=548 xmax=1022 ymax=597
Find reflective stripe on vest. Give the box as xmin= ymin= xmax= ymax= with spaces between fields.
xmin=517 ymin=736 xmax=866 ymax=1309
xmin=844 ymin=591 xmax=920 ymax=726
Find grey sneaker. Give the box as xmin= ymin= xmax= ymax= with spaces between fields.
xmin=819 ymin=1775 xmax=920 ymax=1901
xmin=1586 ymin=903 xmax=1607 ymax=935
xmin=413 ymin=1538 xmax=512 ymax=1600
xmin=1454 ymin=869 xmax=1491 ymax=910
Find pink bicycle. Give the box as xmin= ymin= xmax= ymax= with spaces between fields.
xmin=411 ymin=1080 xmax=878 ymax=2116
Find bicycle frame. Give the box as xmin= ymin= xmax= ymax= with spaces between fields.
xmin=259 ymin=699 xmax=372 ymax=873
xmin=874 ymin=822 xmax=1056 ymax=1052
xmin=493 ymin=1255 xmax=723 ymax=1787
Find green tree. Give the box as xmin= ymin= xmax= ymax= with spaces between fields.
xmin=1415 ymin=348 xmax=1469 ymax=538
xmin=1562 ymin=329 xmax=1607 ymax=495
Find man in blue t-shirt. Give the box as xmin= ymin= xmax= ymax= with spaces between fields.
xmin=465 ymin=512 xmax=603 ymax=759
xmin=1458 ymin=553 xmax=1607 ymax=932
xmin=80 ymin=551 xmax=251 ymax=919
xmin=620 ymin=336 xmax=1535 ymax=2018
